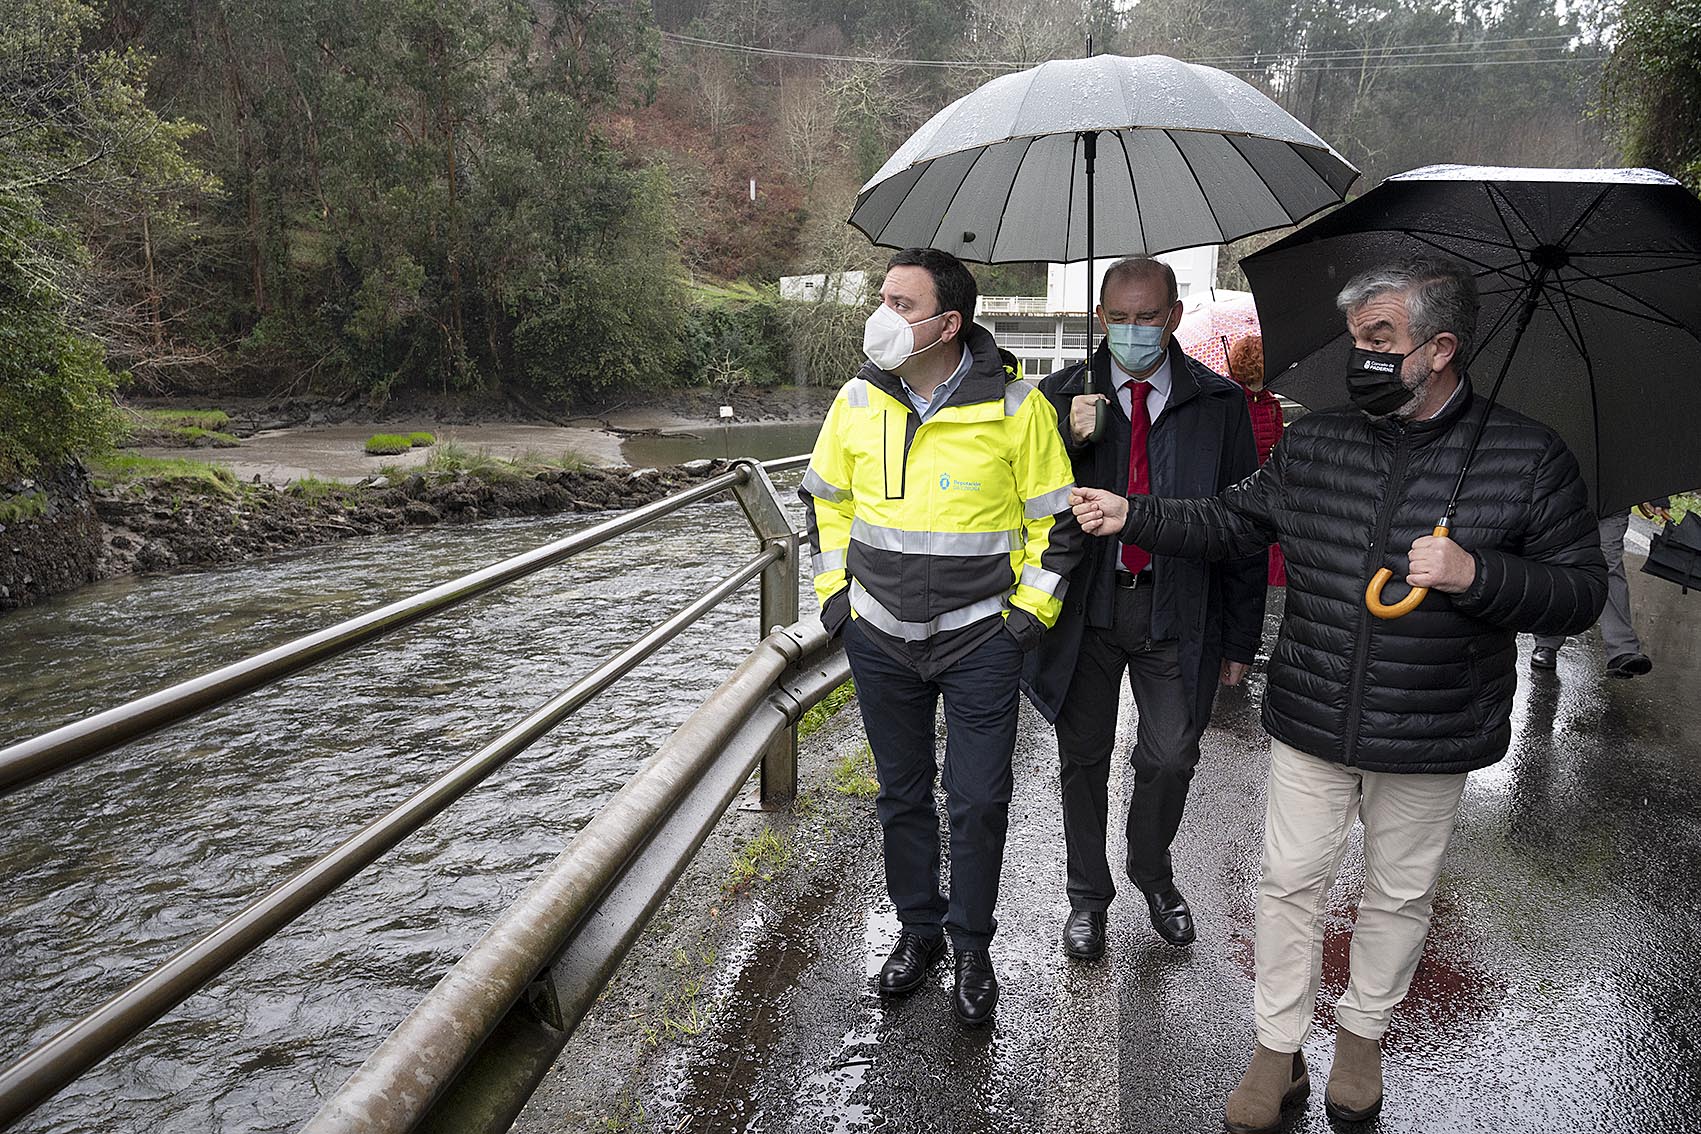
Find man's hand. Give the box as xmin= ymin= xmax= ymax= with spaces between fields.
xmin=1638 ymin=501 xmax=1673 ymax=522
xmin=1407 ymin=534 xmax=1475 ymax=593
xmin=1069 ymin=394 xmax=1105 ymax=444
xmin=1071 ymin=487 xmax=1128 ymax=536
xmin=1220 ymin=660 xmax=1248 ymax=686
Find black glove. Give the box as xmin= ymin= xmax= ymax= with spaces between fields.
xmin=1003 ymin=607 xmax=1044 ymax=652
xmin=822 ymin=588 xmax=851 ymax=640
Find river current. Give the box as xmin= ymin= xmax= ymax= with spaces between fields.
xmin=0 ymin=465 xmax=809 ymax=1133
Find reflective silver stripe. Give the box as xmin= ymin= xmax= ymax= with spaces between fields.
xmin=802 ymin=467 xmax=851 ymax=503
xmin=850 ymin=518 xmax=1022 ymax=557
xmin=1024 ymin=483 xmax=1075 ymax=519
xmin=811 ymin=549 xmax=847 ymax=575
xmin=1019 ymin=564 xmax=1068 ymax=598
xmin=845 ymin=378 xmax=870 ymax=408
xmin=1004 ymin=378 xmax=1038 ymax=415
xmin=849 ymin=581 xmax=1010 ymax=642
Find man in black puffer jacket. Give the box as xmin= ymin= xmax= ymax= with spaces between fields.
xmin=1071 ymin=256 xmax=1606 ymax=1134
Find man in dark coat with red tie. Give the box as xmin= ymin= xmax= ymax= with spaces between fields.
xmin=1021 ymin=256 xmax=1267 ymax=959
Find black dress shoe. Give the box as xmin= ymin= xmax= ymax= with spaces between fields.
xmin=1607 ymin=652 xmax=1653 ymax=677
xmin=1143 ymin=884 xmax=1196 ymax=945
xmin=1062 ymin=909 xmax=1106 ymax=960
xmin=953 ymin=948 xmax=998 ymax=1026
xmin=879 ymin=930 xmax=944 ymax=996
xmin=1530 ymin=645 xmax=1558 ymax=671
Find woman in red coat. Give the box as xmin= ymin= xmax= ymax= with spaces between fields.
xmin=1227 ymin=334 xmax=1287 ymax=586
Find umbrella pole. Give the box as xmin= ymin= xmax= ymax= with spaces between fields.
xmin=1082 ymin=130 xmax=1106 ymax=441
xmin=1365 ymin=267 xmax=1550 ymax=619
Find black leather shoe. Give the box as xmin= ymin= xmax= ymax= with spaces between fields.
xmin=879 ymin=930 xmax=944 ymax=996
xmin=1607 ymin=652 xmax=1653 ymax=677
xmin=953 ymin=948 xmax=998 ymax=1026
xmin=1062 ymin=909 xmax=1106 ymax=960
xmin=1143 ymin=884 xmax=1196 ymax=945
xmin=1530 ymin=645 xmax=1558 ymax=671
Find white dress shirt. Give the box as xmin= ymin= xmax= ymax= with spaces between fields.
xmin=1111 ymin=349 xmax=1173 ymax=423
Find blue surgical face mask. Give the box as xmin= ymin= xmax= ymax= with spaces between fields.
xmin=1107 ymin=323 xmax=1166 ymax=375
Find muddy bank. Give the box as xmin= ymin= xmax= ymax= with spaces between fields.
xmin=0 ymin=464 xmax=107 ymax=610
xmin=0 ymin=460 xmax=731 ymax=614
xmin=124 ymin=385 xmax=839 ymax=440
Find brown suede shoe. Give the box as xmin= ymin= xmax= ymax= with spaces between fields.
xmin=1224 ymin=1044 xmax=1310 ymax=1133
xmin=1325 ymin=1026 xmax=1384 ymax=1122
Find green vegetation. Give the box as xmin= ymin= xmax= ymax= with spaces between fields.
xmin=723 ymin=827 xmax=792 ymax=893
xmin=831 ymin=745 xmax=880 ymax=800
xmin=1604 ymin=0 xmax=1701 ymax=190
xmin=0 ymin=491 xmax=49 ymax=525
xmin=407 ymin=432 xmax=437 ymax=448
xmin=364 ymin=434 xmax=414 ymax=456
xmin=0 ymin=0 xmax=211 ymax=481
xmin=130 ymin=409 xmax=231 ymax=432
xmin=89 ymin=454 xmax=237 ymax=493
xmin=0 ymin=0 xmax=1641 ymax=477
xmin=126 ymin=410 xmax=244 ymax=448
xmin=285 ymin=476 xmax=351 ymax=503
xmin=799 ymin=679 xmax=856 ymax=740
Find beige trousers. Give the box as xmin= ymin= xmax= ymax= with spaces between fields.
xmin=1255 ymin=738 xmax=1469 ymax=1051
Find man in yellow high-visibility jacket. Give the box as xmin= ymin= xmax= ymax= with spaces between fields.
xmin=800 ymin=247 xmax=1083 ymax=1027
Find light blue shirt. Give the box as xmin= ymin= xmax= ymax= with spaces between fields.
xmin=900 ymin=344 xmax=974 ymax=421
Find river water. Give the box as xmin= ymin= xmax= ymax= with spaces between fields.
xmin=0 ymin=456 xmax=812 ymax=1133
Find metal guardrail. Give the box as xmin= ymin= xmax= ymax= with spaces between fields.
xmin=303 ymin=619 xmax=849 ymax=1134
xmin=0 ymin=455 xmax=833 ymax=1132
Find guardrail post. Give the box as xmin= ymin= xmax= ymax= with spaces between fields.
xmin=730 ymin=460 xmax=799 ymax=806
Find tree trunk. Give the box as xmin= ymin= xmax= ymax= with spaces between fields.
xmin=215 ymin=6 xmax=266 ymax=316
xmin=141 ymin=207 xmax=164 ymax=349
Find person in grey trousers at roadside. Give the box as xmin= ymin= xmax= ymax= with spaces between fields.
xmin=1530 ymin=499 xmax=1668 ymax=677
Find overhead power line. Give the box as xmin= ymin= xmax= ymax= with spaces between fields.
xmin=659 ymin=31 xmax=1605 ymax=74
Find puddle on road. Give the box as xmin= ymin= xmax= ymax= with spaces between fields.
xmin=654 ymin=879 xmax=841 ymax=1132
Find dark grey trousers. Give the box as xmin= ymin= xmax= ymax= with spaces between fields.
xmin=1053 ymin=582 xmax=1200 ymax=910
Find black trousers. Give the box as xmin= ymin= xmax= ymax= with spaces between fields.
xmin=1053 ymin=582 xmax=1200 ymax=910
xmin=842 ymin=615 xmax=1024 ymax=950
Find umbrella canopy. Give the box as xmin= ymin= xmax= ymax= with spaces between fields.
xmin=849 ymin=54 xmax=1358 ymax=263
xmin=1244 ymin=165 xmax=1701 ymax=516
xmin=1174 ymin=291 xmax=1260 ymax=375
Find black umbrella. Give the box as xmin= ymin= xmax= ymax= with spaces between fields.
xmin=1242 ymin=165 xmax=1701 ymax=618
xmin=1643 ymin=511 xmax=1701 ymax=594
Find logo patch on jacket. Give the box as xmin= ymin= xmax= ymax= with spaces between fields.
xmin=938 ymin=474 xmax=982 ymax=492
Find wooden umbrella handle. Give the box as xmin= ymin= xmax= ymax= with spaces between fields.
xmin=1365 ymin=524 xmax=1450 ymax=620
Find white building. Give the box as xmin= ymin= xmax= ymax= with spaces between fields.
xmin=974 ymin=246 xmax=1221 ymax=378
xmin=779 ymin=271 xmax=869 ymax=305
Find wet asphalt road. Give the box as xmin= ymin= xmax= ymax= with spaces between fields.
xmin=556 ymin=534 xmax=1701 ymax=1133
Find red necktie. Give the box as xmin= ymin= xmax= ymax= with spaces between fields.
xmin=1122 ymin=379 xmax=1152 ymax=575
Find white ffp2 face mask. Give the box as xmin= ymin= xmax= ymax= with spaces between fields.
xmin=862 ymin=304 xmax=946 ymax=371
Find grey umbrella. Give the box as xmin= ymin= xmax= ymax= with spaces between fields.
xmin=849 ymin=53 xmax=1359 ymax=264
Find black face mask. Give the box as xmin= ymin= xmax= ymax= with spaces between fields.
xmin=1346 ymin=344 xmax=1420 ymax=417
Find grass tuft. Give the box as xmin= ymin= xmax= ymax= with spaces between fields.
xmin=129 ymin=407 xmax=231 ymax=432
xmin=286 ymin=475 xmax=348 ymax=503
xmin=407 ymin=431 xmax=437 ymax=448
xmin=724 ymin=827 xmax=792 ymax=893
xmin=798 ymin=679 xmax=855 ymax=740
xmin=0 ymin=491 xmax=48 ymax=524
xmin=831 ymin=744 xmax=880 ymax=800
xmin=365 ymin=433 xmax=413 ymax=456
xmin=90 ymin=453 xmax=237 ymax=494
